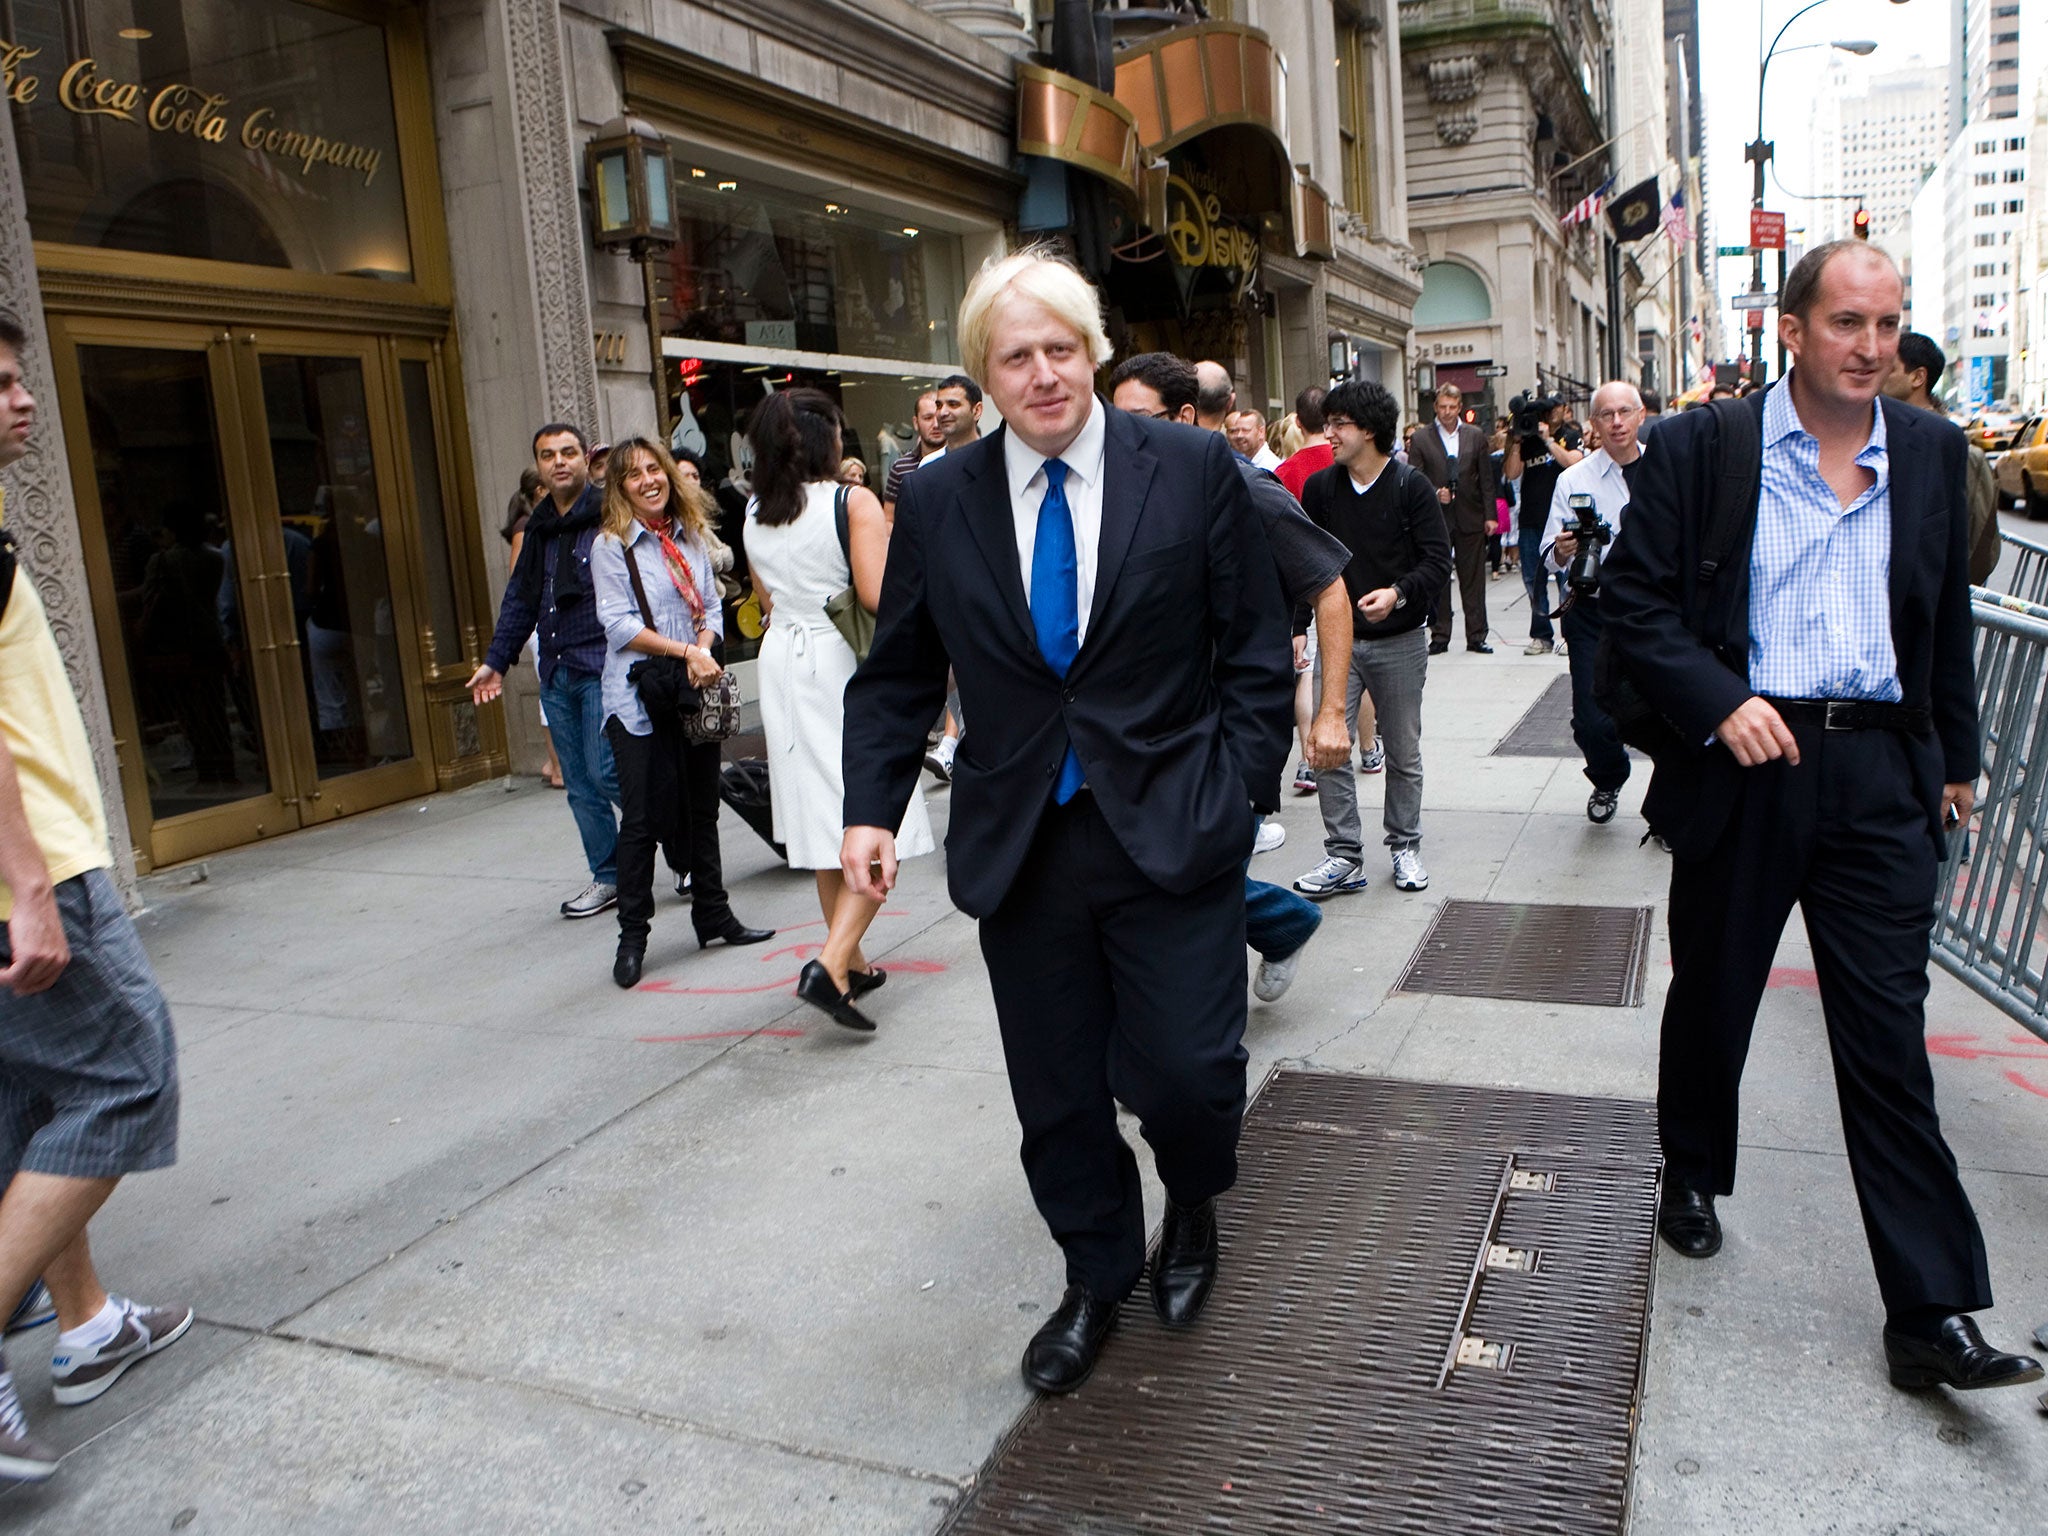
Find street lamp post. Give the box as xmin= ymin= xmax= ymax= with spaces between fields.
xmin=1748 ymin=4 xmax=1900 ymax=377
xmin=585 ymin=116 xmax=679 ymax=443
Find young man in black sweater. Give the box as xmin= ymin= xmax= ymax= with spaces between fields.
xmin=1292 ymin=380 xmax=1453 ymax=897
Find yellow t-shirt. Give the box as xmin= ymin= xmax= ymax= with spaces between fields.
xmin=0 ymin=535 xmax=113 ymax=919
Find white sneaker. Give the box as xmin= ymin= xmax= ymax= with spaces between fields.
xmin=1293 ymin=855 xmax=1368 ymax=897
xmin=560 ymin=881 xmax=618 ymax=919
xmin=1254 ymin=821 xmax=1286 ymax=855
xmin=1359 ymin=735 xmax=1385 ymax=774
xmin=1554 ymin=639 xmax=1569 ymax=658
xmin=1254 ymin=944 xmax=1308 ymax=1002
xmin=49 ymin=1298 xmax=193 ymax=1406
xmin=0 ymin=1366 xmax=55 ymax=1482
xmin=1390 ymin=847 xmax=1430 ymax=891
xmin=1523 ymin=639 xmax=1552 ymax=656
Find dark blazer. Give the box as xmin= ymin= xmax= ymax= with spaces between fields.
xmin=843 ymin=405 xmax=1294 ymax=919
xmin=1600 ymin=387 xmax=1980 ymax=859
xmin=1405 ymin=421 xmax=1497 ymax=537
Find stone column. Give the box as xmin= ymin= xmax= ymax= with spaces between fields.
xmin=919 ymin=0 xmax=1033 ymax=57
xmin=0 ymin=96 xmax=139 ymax=894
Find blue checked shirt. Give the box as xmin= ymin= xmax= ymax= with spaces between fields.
xmin=1747 ymin=382 xmax=1902 ymax=702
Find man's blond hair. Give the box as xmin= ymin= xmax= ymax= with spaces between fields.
xmin=956 ymin=245 xmax=1113 ymax=385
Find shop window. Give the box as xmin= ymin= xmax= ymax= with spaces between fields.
xmin=11 ymin=0 xmax=411 ymax=278
xmin=1413 ymin=262 xmax=1492 ymax=326
xmin=661 ymin=160 xmax=965 ymax=368
xmin=1335 ymin=4 xmax=1375 ymax=228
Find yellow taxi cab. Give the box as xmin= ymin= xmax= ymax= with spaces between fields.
xmin=1994 ymin=414 xmax=2048 ymax=513
xmin=1965 ymin=412 xmax=2018 ymax=453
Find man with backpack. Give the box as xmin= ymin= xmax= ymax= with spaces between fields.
xmin=1600 ymin=242 xmax=2040 ymax=1393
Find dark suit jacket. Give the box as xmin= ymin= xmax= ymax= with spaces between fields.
xmin=1600 ymin=387 xmax=1980 ymax=859
xmin=1405 ymin=421 xmax=1496 ymax=537
xmin=843 ymin=405 xmax=1294 ymax=919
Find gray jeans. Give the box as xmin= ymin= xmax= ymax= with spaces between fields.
xmin=1315 ymin=625 xmax=1428 ymax=860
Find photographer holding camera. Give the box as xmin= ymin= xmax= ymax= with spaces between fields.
xmin=1541 ymin=381 xmax=1644 ymax=824
xmin=1502 ymin=394 xmax=1583 ymax=655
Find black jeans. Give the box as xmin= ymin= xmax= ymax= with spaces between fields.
xmin=1561 ymin=594 xmax=1630 ymax=792
xmin=604 ymin=718 xmax=732 ymax=952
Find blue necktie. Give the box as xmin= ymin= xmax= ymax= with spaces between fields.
xmin=1030 ymin=459 xmax=1086 ymax=804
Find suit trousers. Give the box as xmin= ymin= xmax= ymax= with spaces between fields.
xmin=1659 ymin=721 xmax=1992 ymax=1319
xmin=1561 ymin=595 xmax=1630 ymax=792
xmin=1429 ymin=525 xmax=1490 ymax=647
xmin=604 ymin=719 xmax=732 ymax=951
xmin=980 ymin=791 xmax=1250 ymax=1301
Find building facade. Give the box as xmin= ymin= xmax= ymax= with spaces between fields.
xmin=1806 ymin=60 xmax=1952 ymax=250
xmin=0 ymin=0 xmax=1414 ymax=875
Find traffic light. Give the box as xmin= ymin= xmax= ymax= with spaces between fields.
xmin=1852 ymin=207 xmax=1871 ymax=241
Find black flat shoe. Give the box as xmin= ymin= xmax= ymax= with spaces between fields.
xmin=1657 ymin=1184 xmax=1721 ymax=1258
xmin=1428 ymin=639 xmax=1450 ymax=655
xmin=796 ymin=960 xmax=876 ymax=1032
xmin=1151 ymin=1197 xmax=1219 ymax=1328
xmin=1884 ymin=1315 xmax=2044 ymax=1391
xmin=612 ymin=947 xmax=644 ymax=989
xmin=849 ymin=966 xmax=887 ymax=999
xmin=1022 ymin=1285 xmax=1117 ymax=1394
xmin=1467 ymin=642 xmax=1495 ymax=654
xmin=698 ymin=919 xmax=774 ymax=949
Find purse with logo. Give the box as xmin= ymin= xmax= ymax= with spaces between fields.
xmin=623 ymin=533 xmax=741 ymax=745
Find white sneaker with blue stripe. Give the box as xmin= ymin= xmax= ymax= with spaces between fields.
xmin=4 ymin=1283 xmax=52 ymax=1336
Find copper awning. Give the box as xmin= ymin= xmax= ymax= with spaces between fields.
xmin=1016 ymin=63 xmax=1143 ymax=198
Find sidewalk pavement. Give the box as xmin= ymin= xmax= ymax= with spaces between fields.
xmin=4 ymin=574 xmax=2044 ymax=1532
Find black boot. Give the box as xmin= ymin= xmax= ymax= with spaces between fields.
xmin=612 ymin=945 xmax=644 ymax=989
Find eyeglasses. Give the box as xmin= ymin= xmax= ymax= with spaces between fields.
xmin=1126 ymin=406 xmax=1172 ymax=421
xmin=1324 ymin=417 xmax=1358 ymax=432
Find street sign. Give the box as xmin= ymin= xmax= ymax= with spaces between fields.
xmin=1746 ymin=308 xmax=1765 ymax=331
xmin=1474 ymin=365 xmax=1509 ymax=378
xmin=1729 ymin=291 xmax=1778 ymax=310
xmin=1715 ymin=244 xmax=1749 ymax=257
xmin=1749 ymin=210 xmax=1787 ymax=250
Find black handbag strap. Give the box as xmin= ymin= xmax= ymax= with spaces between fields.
xmin=832 ymin=484 xmax=852 ymax=576
xmin=623 ymin=538 xmax=657 ymax=628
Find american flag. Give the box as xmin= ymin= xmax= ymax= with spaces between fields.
xmin=1662 ymin=189 xmax=1693 ymax=245
xmin=1561 ymin=178 xmax=1614 ymax=229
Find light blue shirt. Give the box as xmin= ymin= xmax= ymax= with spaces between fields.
xmin=592 ymin=517 xmax=724 ymax=737
xmin=1747 ymin=380 xmax=1901 ymax=703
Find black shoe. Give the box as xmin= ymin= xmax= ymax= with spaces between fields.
xmin=1884 ymin=1315 xmax=2044 ymax=1391
xmin=1657 ymin=1184 xmax=1721 ymax=1258
xmin=1588 ymin=788 xmax=1620 ymax=824
xmin=698 ymin=918 xmax=774 ymax=949
xmin=1428 ymin=639 xmax=1450 ymax=655
xmin=612 ymin=946 xmax=644 ymax=989
xmin=673 ymin=870 xmax=692 ymax=901
xmin=849 ymin=966 xmax=887 ymax=999
xmin=1021 ymin=1285 xmax=1118 ymax=1394
xmin=796 ymin=960 xmax=877 ymax=1032
xmin=1150 ymin=1198 xmax=1219 ymax=1328
xmin=1467 ymin=641 xmax=1495 ymax=654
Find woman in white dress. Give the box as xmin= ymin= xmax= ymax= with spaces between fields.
xmin=745 ymin=388 xmax=933 ymax=1031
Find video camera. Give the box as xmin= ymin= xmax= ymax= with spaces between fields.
xmin=1510 ymin=391 xmax=1561 ymax=439
xmin=1561 ymin=493 xmax=1611 ymax=594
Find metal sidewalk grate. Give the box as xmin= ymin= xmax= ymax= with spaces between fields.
xmin=941 ymin=1072 xmax=1662 ymax=1536
xmin=1492 ymin=674 xmax=1579 ymax=757
xmin=1397 ymin=899 xmax=1653 ymax=1008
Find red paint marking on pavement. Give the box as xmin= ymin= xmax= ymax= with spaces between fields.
xmin=636 ymin=1028 xmax=807 ymax=1043
xmin=637 ymin=958 xmax=950 ymax=998
xmin=1926 ymin=1033 xmax=2048 ymax=1063
xmin=1765 ymin=967 xmax=1818 ymax=989
xmin=2004 ymin=1069 xmax=2048 ymax=1100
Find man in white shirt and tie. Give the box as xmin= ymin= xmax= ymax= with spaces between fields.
xmin=1542 ymin=380 xmax=1645 ymax=823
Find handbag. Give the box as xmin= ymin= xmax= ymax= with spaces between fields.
xmin=823 ymin=484 xmax=876 ymax=662
xmin=622 ymin=531 xmax=742 ymax=745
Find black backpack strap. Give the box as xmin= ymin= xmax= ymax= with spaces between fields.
xmin=1695 ymin=395 xmax=1763 ymax=592
xmin=0 ymin=528 xmax=16 ymax=628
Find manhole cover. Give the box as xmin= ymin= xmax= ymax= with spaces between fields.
xmin=1397 ymin=899 xmax=1652 ymax=1008
xmin=942 ymin=1072 xmax=1661 ymax=1536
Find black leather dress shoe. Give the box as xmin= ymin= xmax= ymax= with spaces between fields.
xmin=1657 ymin=1184 xmax=1722 ymax=1258
xmin=1467 ymin=641 xmax=1495 ymax=654
xmin=612 ymin=947 xmax=644 ymax=989
xmin=1884 ymin=1315 xmax=2045 ymax=1391
xmin=1151 ymin=1198 xmax=1220 ymax=1328
xmin=698 ymin=918 xmax=775 ymax=949
xmin=849 ymin=966 xmax=887 ymax=999
xmin=795 ymin=960 xmax=876 ymax=1032
xmin=1022 ymin=1285 xmax=1117 ymax=1394
xmin=1428 ymin=639 xmax=1451 ymax=655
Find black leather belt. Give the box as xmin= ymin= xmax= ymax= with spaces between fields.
xmin=1764 ymin=697 xmax=1931 ymax=733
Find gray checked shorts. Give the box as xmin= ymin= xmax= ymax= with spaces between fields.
xmin=0 ymin=867 xmax=180 ymax=1185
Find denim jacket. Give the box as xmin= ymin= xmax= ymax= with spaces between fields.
xmin=592 ymin=518 xmax=723 ymax=737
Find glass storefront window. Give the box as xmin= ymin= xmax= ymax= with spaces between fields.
xmin=10 ymin=0 xmax=412 ymax=279
xmin=663 ymin=160 xmax=964 ymax=366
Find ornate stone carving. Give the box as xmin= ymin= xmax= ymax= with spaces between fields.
xmin=918 ymin=0 xmax=1032 ymax=57
xmin=502 ymin=0 xmax=602 ymax=434
xmin=1436 ymin=110 xmax=1479 ymax=146
xmin=1425 ymin=55 xmax=1484 ymax=103
xmin=0 ymin=96 xmax=138 ymax=893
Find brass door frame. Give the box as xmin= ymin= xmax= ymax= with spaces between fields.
xmin=227 ymin=327 xmax=439 ymax=819
xmin=48 ymin=316 xmax=310 ymax=869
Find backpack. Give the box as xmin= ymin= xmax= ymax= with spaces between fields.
xmin=1593 ymin=397 xmax=1761 ymax=761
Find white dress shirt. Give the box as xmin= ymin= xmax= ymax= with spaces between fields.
xmin=1251 ymin=443 xmax=1282 ymax=471
xmin=1005 ymin=396 xmax=1108 ymax=645
xmin=1435 ymin=421 xmax=1462 ymax=463
xmin=1542 ymin=442 xmax=1641 ymax=572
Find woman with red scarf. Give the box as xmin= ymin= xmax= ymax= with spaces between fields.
xmin=593 ymin=438 xmax=773 ymax=987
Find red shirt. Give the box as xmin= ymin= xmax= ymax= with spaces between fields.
xmin=1275 ymin=442 xmax=1334 ymax=500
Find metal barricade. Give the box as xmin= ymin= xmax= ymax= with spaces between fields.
xmin=1998 ymin=527 xmax=2048 ymax=606
xmin=1933 ymin=587 xmax=2048 ymax=1040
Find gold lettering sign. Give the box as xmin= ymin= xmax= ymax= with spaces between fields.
xmin=1163 ymin=172 xmax=1260 ymax=297
xmin=3 ymin=39 xmax=383 ymax=187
